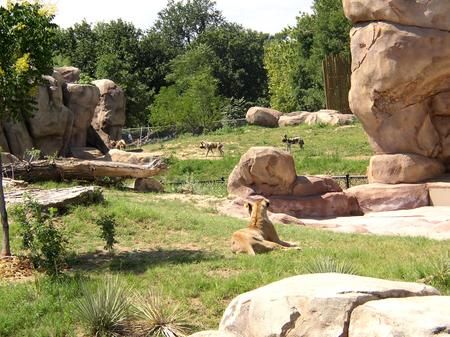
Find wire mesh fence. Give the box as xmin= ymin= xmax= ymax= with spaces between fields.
xmin=161 ymin=174 xmax=368 ymax=197
xmin=122 ymin=118 xmax=248 ymax=148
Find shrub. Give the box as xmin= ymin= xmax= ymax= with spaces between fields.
xmin=75 ymin=276 xmax=131 ymax=337
xmin=96 ymin=214 xmax=118 ymax=252
xmin=133 ymin=287 xmax=191 ymax=337
xmin=304 ymin=256 xmax=357 ymax=275
xmin=11 ymin=198 xmax=67 ymax=276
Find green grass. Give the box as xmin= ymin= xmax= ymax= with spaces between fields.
xmin=144 ymin=123 xmax=372 ymax=180
xmin=0 ymin=189 xmax=448 ymax=336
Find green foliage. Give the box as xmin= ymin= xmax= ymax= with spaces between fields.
xmin=11 ymin=199 xmax=67 ymax=276
xmin=154 ymin=0 xmax=224 ymax=49
xmin=75 ymin=276 xmax=131 ymax=337
xmin=133 ymin=288 xmax=191 ymax=337
xmin=195 ymin=23 xmax=269 ymax=102
xmin=305 ymin=256 xmax=358 ymax=275
xmin=264 ymin=0 xmax=351 ymax=112
xmin=96 ymin=214 xmax=118 ymax=252
xmin=150 ymin=45 xmax=223 ymax=134
xmin=24 ymin=147 xmax=41 ymax=162
xmin=0 ymin=1 xmax=56 ymax=121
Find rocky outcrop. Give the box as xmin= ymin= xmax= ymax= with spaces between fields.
xmin=27 ymin=72 xmax=73 ymax=157
xmin=343 ymin=0 xmax=450 ymax=31
xmin=227 ymin=147 xmax=361 ymax=218
xmin=368 ymin=154 xmax=445 ymax=184
xmin=92 ymin=79 xmax=126 ymax=144
xmin=349 ymin=296 xmax=450 ymax=337
xmin=54 ymin=66 xmax=80 ymax=83
xmin=190 ymin=273 xmax=440 ymax=337
xmin=345 ymin=2 xmax=450 ymax=183
xmin=279 ymin=110 xmax=355 ymax=127
xmin=107 ymin=149 xmax=161 ymax=165
xmin=64 ymin=84 xmax=100 ymax=148
xmin=345 ymin=183 xmax=429 ymax=213
xmin=246 ymin=107 xmax=282 ymax=128
xmin=0 ymin=69 xmax=122 ymax=160
xmin=134 ymin=178 xmax=164 ymax=193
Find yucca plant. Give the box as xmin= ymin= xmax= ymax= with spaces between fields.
xmin=75 ymin=276 xmax=131 ymax=337
xmin=133 ymin=288 xmax=191 ymax=337
xmin=305 ymin=256 xmax=358 ymax=275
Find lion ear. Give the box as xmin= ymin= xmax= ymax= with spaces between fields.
xmin=244 ymin=202 xmax=253 ymax=215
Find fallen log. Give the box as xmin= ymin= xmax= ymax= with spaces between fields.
xmin=5 ymin=186 xmax=103 ymax=209
xmin=2 ymin=158 xmax=167 ymax=183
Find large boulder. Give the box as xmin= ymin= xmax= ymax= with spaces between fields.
xmin=228 ymin=147 xmax=297 ymax=197
xmin=3 ymin=121 xmax=34 ymax=159
xmin=64 ymin=84 xmax=100 ymax=148
xmin=227 ymin=147 xmax=361 ymax=218
xmin=91 ymin=79 xmax=126 ymax=144
xmin=368 ymin=154 xmax=445 ymax=184
xmin=347 ymin=1 xmax=450 ymax=182
xmin=345 ymin=183 xmax=429 ymax=213
xmin=246 ymin=107 xmax=282 ymax=128
xmin=218 ymin=273 xmax=439 ymax=337
xmin=343 ymin=0 xmax=450 ymax=31
xmin=27 ymin=72 xmax=73 ymax=157
xmin=134 ymin=178 xmax=164 ymax=193
xmin=278 ymin=111 xmax=310 ymax=127
xmin=349 ymin=296 xmax=450 ymax=337
xmin=54 ymin=66 xmax=81 ymax=83
xmin=279 ymin=110 xmax=356 ymax=127
xmin=107 ymin=149 xmax=161 ymax=165
xmin=0 ymin=123 xmax=10 ymax=153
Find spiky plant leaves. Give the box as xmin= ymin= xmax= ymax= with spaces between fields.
xmin=75 ymin=276 xmax=131 ymax=337
xmin=133 ymin=287 xmax=191 ymax=337
xmin=305 ymin=256 xmax=358 ymax=275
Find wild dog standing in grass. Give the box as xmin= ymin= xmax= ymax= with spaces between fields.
xmin=200 ymin=141 xmax=224 ymax=157
xmin=231 ymin=199 xmax=300 ymax=255
xmin=282 ymin=134 xmax=305 ymax=152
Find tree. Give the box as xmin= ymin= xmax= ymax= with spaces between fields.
xmin=150 ymin=44 xmax=222 ymax=134
xmin=0 ymin=1 xmax=56 ymax=256
xmin=154 ymin=0 xmax=224 ymax=49
xmin=195 ymin=23 xmax=269 ymax=103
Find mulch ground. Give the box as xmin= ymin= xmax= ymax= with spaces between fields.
xmin=0 ymin=256 xmax=35 ymax=281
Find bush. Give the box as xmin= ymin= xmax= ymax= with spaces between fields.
xmin=75 ymin=276 xmax=131 ymax=337
xmin=96 ymin=214 xmax=118 ymax=252
xmin=133 ymin=287 xmax=191 ymax=337
xmin=304 ymin=256 xmax=357 ymax=275
xmin=11 ymin=198 xmax=67 ymax=276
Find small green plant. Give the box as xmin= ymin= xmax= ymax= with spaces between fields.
xmin=133 ymin=287 xmax=191 ymax=337
xmin=305 ymin=256 xmax=357 ymax=275
xmin=418 ymin=252 xmax=450 ymax=288
xmin=96 ymin=214 xmax=118 ymax=252
xmin=11 ymin=198 xmax=67 ymax=276
xmin=75 ymin=276 xmax=131 ymax=337
xmin=24 ymin=147 xmax=41 ymax=162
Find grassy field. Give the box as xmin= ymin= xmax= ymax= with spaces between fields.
xmin=0 ymin=189 xmax=448 ymax=336
xmin=0 ymin=124 xmax=448 ymax=336
xmin=144 ymin=123 xmax=373 ymax=181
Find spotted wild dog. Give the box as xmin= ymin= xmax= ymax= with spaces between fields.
xmin=230 ymin=199 xmax=300 ymax=255
xmin=282 ymin=134 xmax=305 ymax=152
xmin=200 ymin=141 xmax=224 ymax=157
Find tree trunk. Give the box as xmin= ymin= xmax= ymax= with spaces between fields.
xmin=3 ymin=158 xmax=166 ymax=183
xmin=0 ymin=154 xmax=11 ymax=256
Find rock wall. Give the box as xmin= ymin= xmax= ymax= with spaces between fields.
xmin=344 ymin=0 xmax=450 ymax=183
xmin=190 ymin=273 xmax=447 ymax=337
xmin=1 ymin=67 xmax=125 ymax=159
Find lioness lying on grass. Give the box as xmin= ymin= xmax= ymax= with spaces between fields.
xmin=231 ymin=199 xmax=300 ymax=255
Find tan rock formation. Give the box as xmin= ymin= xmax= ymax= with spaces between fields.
xmin=349 ymin=296 xmax=450 ymax=337
xmin=219 ymin=273 xmax=439 ymax=337
xmin=0 ymin=123 xmax=10 ymax=153
xmin=54 ymin=66 xmax=81 ymax=83
xmin=107 ymin=149 xmax=161 ymax=165
xmin=3 ymin=121 xmax=34 ymax=159
xmin=368 ymin=154 xmax=445 ymax=184
xmin=28 ymin=73 xmax=73 ymax=156
xmin=343 ymin=0 xmax=450 ymax=31
xmin=64 ymin=84 xmax=100 ymax=148
xmin=279 ymin=110 xmax=355 ymax=127
xmin=227 ymin=147 xmax=361 ymax=218
xmin=134 ymin=177 xmax=164 ymax=193
xmin=346 ymin=0 xmax=450 ymax=182
xmin=345 ymin=183 xmax=429 ymax=213
xmin=246 ymin=107 xmax=282 ymax=127
xmin=92 ymin=79 xmax=126 ymax=144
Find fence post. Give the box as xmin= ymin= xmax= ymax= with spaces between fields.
xmin=345 ymin=174 xmax=350 ymax=189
